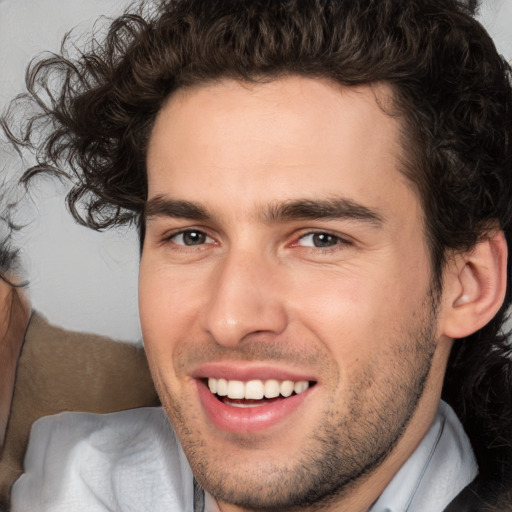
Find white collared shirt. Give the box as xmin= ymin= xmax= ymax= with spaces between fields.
xmin=12 ymin=402 xmax=477 ymax=512
xmin=368 ymin=401 xmax=478 ymax=512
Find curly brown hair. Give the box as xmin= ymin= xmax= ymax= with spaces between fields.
xmin=3 ymin=0 xmax=512 ymax=507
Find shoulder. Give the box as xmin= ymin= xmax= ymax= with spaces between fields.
xmin=11 ymin=407 xmax=195 ymax=512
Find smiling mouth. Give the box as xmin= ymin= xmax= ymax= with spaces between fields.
xmin=206 ymin=378 xmax=314 ymax=408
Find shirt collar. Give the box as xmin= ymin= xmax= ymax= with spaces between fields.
xmin=369 ymin=401 xmax=478 ymax=512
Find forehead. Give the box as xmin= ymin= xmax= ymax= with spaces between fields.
xmin=146 ymin=76 xmax=418 ymax=221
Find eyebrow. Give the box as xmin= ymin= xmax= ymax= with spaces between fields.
xmin=263 ymin=198 xmax=384 ymax=226
xmin=145 ymin=196 xmax=211 ymax=221
xmin=144 ymin=195 xmax=384 ymax=227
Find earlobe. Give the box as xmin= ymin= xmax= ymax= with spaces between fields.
xmin=441 ymin=230 xmax=508 ymax=339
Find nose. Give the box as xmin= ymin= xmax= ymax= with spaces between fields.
xmin=201 ymin=250 xmax=288 ymax=347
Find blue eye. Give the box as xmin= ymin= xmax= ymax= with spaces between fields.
xmin=171 ymin=230 xmax=212 ymax=246
xmin=298 ymin=232 xmax=342 ymax=248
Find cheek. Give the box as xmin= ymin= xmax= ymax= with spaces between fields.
xmin=139 ymin=262 xmax=204 ymax=352
xmin=289 ymin=263 xmax=429 ymax=363
xmin=139 ymin=269 xmax=191 ymax=396
xmin=291 ymin=268 xmax=380 ymax=329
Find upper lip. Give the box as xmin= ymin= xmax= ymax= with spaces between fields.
xmin=190 ymin=362 xmax=318 ymax=383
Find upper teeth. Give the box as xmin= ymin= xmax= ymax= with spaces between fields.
xmin=208 ymin=378 xmax=310 ymax=400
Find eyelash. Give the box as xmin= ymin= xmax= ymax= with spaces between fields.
xmin=163 ymin=229 xmax=215 ymax=247
xmin=292 ymin=231 xmax=352 ymax=251
xmin=162 ymin=228 xmax=351 ymax=253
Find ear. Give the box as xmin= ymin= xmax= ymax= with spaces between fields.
xmin=440 ymin=230 xmax=508 ymax=339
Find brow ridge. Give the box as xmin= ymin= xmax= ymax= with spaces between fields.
xmin=263 ymin=198 xmax=384 ymax=226
xmin=144 ymin=195 xmax=384 ymax=227
xmin=145 ymin=196 xmax=211 ymax=221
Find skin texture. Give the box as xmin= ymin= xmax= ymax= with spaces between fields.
xmin=139 ymin=77 xmax=473 ymax=511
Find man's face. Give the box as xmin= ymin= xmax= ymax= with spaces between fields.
xmin=140 ymin=77 xmax=451 ymax=511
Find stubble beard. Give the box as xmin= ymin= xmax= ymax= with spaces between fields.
xmin=155 ymin=296 xmax=439 ymax=512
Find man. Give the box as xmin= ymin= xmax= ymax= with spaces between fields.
xmin=5 ymin=0 xmax=512 ymax=510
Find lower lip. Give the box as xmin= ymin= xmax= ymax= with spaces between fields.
xmin=196 ymin=380 xmax=312 ymax=433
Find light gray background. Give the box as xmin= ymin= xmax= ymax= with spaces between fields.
xmin=0 ymin=0 xmax=511 ymax=343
